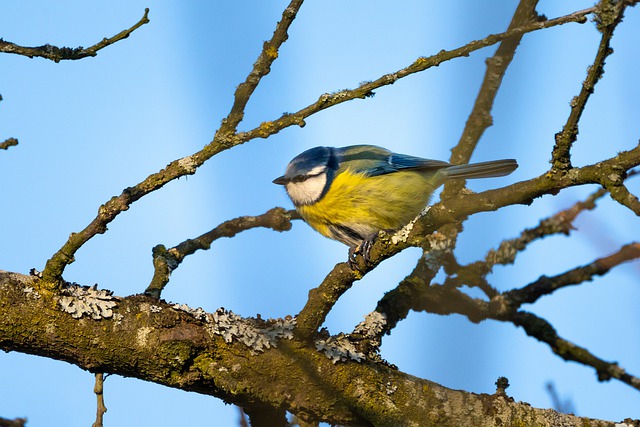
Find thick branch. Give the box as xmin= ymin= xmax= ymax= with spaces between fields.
xmin=0 ymin=271 xmax=627 ymax=426
xmin=294 ymin=263 xmax=359 ymax=339
xmin=0 ymin=9 xmax=150 ymax=62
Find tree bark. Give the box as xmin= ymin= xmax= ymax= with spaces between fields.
xmin=0 ymin=271 xmax=628 ymax=426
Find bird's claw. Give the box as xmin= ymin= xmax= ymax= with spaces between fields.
xmin=348 ymin=234 xmax=377 ymax=271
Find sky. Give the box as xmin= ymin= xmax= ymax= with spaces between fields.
xmin=1 ymin=1 xmax=639 ymax=425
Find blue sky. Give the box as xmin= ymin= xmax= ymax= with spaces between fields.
xmin=1 ymin=1 xmax=639 ymax=425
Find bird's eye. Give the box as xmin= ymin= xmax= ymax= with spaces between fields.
xmin=290 ymin=170 xmax=325 ymax=183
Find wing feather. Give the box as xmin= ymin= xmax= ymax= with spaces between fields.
xmin=335 ymin=145 xmax=450 ymax=177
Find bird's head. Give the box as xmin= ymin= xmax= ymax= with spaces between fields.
xmin=273 ymin=146 xmax=338 ymax=206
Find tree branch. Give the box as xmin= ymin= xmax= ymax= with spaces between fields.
xmin=504 ymin=242 xmax=640 ymax=307
xmin=449 ymin=0 xmax=540 ymax=166
xmin=390 ymin=275 xmax=640 ymax=393
xmin=91 ymin=373 xmax=107 ymax=427
xmin=373 ymin=240 xmax=640 ymax=393
xmin=0 ymin=417 xmax=27 ymax=427
xmin=294 ymin=263 xmax=359 ymax=339
xmin=0 ymin=138 xmax=18 ymax=151
xmin=0 ymin=9 xmax=150 ymax=63
xmin=510 ymin=310 xmax=640 ymax=390
xmin=551 ymin=0 xmax=630 ymax=170
xmin=144 ymin=207 xmax=298 ymax=298
xmin=296 ymin=142 xmax=640 ymax=341
xmin=441 ymin=187 xmax=607 ymax=295
xmin=218 ymin=0 xmax=304 ymax=135
xmin=39 ymin=5 xmax=598 ymax=286
xmin=0 ymin=271 xmax=629 ymax=426
xmin=601 ymin=169 xmax=640 ymax=215
xmin=238 ymin=5 xmax=595 ymax=143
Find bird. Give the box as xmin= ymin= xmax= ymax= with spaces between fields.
xmin=273 ymin=144 xmax=517 ymax=267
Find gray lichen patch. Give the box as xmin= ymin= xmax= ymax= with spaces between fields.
xmin=172 ymin=304 xmax=296 ymax=353
xmin=22 ymin=285 xmax=41 ymax=300
xmin=58 ymin=283 xmax=119 ymax=320
xmin=315 ymin=334 xmax=366 ymax=363
xmin=316 ymin=312 xmax=389 ymax=364
xmin=353 ymin=311 xmax=386 ymax=338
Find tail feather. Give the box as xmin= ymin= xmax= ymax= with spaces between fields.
xmin=443 ymin=159 xmax=518 ymax=180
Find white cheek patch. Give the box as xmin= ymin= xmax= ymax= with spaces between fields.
xmin=286 ymin=173 xmax=327 ymax=205
xmin=307 ymin=165 xmax=327 ymax=176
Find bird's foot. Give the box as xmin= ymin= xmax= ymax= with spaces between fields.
xmin=348 ymin=233 xmax=378 ymax=271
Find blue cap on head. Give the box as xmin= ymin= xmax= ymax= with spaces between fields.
xmin=273 ymin=146 xmax=337 ymax=184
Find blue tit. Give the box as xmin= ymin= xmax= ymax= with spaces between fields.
xmin=273 ymin=144 xmax=517 ymax=265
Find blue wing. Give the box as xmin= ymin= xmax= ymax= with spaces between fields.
xmin=335 ymin=145 xmax=450 ymax=177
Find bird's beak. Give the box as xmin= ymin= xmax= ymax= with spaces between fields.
xmin=272 ymin=176 xmax=287 ymax=185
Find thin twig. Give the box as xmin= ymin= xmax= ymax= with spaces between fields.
xmin=0 ymin=9 xmax=150 ymax=63
xmin=595 ymin=156 xmax=640 ymax=214
xmin=0 ymin=138 xmax=18 ymax=150
xmin=40 ymin=2 xmax=303 ymax=285
xmin=449 ymin=0 xmax=540 ymax=166
xmin=504 ymin=242 xmax=640 ymax=307
xmin=401 ymin=279 xmax=640 ymax=392
xmin=545 ymin=382 xmax=575 ymax=414
xmin=144 ymin=207 xmax=297 ymax=298
xmin=218 ymin=0 xmax=304 ymax=135
xmin=91 ymin=373 xmax=107 ymax=427
xmin=0 ymin=417 xmax=27 ymax=427
xmin=612 ymin=184 xmax=640 ymax=214
xmin=444 ymin=0 xmax=540 ymax=204
xmin=441 ymin=187 xmax=607 ymax=295
xmin=550 ymin=0 xmax=630 ymax=170
xmin=511 ymin=310 xmax=640 ymax=390
xmin=239 ymin=6 xmax=595 ymax=142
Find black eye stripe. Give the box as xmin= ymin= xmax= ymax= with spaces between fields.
xmin=290 ymin=171 xmax=324 ymax=183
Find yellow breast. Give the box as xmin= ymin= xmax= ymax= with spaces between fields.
xmin=296 ymin=169 xmax=440 ymax=246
